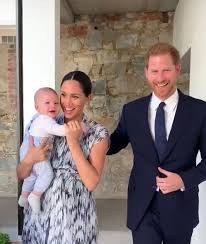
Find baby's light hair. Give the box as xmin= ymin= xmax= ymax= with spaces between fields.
xmin=34 ymin=87 xmax=58 ymax=104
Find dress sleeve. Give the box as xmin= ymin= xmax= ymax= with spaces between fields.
xmin=92 ymin=124 xmax=109 ymax=145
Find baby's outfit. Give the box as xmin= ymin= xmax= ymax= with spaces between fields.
xmin=18 ymin=114 xmax=65 ymax=213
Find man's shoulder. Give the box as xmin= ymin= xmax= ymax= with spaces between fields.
xmin=124 ymin=94 xmax=151 ymax=109
xmin=182 ymin=92 xmax=206 ymax=107
xmin=180 ymin=92 xmax=206 ymax=118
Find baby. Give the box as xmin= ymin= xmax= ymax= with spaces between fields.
xmin=18 ymin=87 xmax=66 ymax=213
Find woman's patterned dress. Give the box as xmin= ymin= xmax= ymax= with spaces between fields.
xmin=22 ymin=114 xmax=109 ymax=244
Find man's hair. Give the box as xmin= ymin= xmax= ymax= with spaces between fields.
xmin=34 ymin=87 xmax=58 ymax=104
xmin=145 ymin=42 xmax=180 ymax=68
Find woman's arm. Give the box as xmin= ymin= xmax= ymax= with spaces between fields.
xmin=66 ymin=121 xmax=109 ymax=191
xmin=16 ymin=137 xmax=49 ymax=180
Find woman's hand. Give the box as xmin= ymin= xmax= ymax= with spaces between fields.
xmin=65 ymin=120 xmax=108 ymax=192
xmin=65 ymin=120 xmax=83 ymax=143
xmin=16 ymin=136 xmax=50 ymax=179
xmin=24 ymin=136 xmax=49 ymax=164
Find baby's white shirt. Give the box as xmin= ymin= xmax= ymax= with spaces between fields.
xmin=29 ymin=114 xmax=65 ymax=137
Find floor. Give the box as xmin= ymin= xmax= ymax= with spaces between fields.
xmin=0 ymin=197 xmax=132 ymax=243
xmin=99 ymin=231 xmax=132 ymax=244
xmin=97 ymin=199 xmax=132 ymax=243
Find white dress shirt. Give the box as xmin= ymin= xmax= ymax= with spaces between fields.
xmin=148 ymin=90 xmax=185 ymax=191
xmin=148 ymin=89 xmax=179 ymax=141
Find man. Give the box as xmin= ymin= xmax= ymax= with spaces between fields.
xmin=107 ymin=42 xmax=206 ymax=244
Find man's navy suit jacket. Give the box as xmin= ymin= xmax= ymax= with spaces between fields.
xmin=108 ymin=90 xmax=206 ymax=234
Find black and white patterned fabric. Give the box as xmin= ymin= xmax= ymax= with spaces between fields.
xmin=22 ymin=114 xmax=109 ymax=244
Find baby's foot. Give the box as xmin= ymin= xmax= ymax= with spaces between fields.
xmin=18 ymin=195 xmax=29 ymax=209
xmin=28 ymin=193 xmax=41 ymax=213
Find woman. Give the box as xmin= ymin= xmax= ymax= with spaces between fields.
xmin=17 ymin=71 xmax=109 ymax=244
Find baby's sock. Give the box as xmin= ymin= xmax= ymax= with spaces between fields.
xmin=28 ymin=192 xmax=41 ymax=213
xmin=18 ymin=195 xmax=29 ymax=209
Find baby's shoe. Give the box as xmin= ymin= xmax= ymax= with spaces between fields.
xmin=18 ymin=195 xmax=29 ymax=209
xmin=28 ymin=193 xmax=41 ymax=213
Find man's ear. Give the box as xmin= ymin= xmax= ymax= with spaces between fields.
xmin=144 ymin=67 xmax=148 ymax=79
xmin=176 ymin=63 xmax=181 ymax=74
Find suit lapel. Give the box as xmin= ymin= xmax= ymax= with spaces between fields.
xmin=160 ymin=91 xmax=190 ymax=162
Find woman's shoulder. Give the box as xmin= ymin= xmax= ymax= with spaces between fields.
xmin=83 ymin=115 xmax=106 ymax=130
xmin=83 ymin=115 xmax=109 ymax=141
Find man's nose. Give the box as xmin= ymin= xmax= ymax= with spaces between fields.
xmin=156 ymin=72 xmax=165 ymax=82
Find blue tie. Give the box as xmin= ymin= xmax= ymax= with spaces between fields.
xmin=155 ymin=102 xmax=167 ymax=161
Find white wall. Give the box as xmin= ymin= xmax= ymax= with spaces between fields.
xmin=0 ymin=0 xmax=16 ymax=25
xmin=173 ymin=0 xmax=206 ymax=100
xmin=23 ymin=0 xmax=60 ymax=125
xmin=0 ymin=0 xmax=60 ymax=126
xmin=173 ymin=1 xmax=206 ymax=243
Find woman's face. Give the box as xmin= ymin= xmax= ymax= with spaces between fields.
xmin=60 ymin=79 xmax=91 ymax=122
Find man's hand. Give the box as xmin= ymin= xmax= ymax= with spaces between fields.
xmin=156 ymin=167 xmax=185 ymax=194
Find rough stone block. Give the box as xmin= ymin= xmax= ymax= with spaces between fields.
xmin=102 ymin=63 xmax=126 ymax=76
xmin=61 ymin=37 xmax=82 ymax=51
xmin=74 ymin=55 xmax=93 ymax=74
xmin=96 ymin=50 xmax=118 ymax=64
xmin=0 ymin=171 xmax=17 ymax=196
xmin=116 ymin=34 xmax=137 ymax=49
xmin=85 ymin=30 xmax=102 ymax=50
xmin=92 ymin=80 xmax=106 ymax=95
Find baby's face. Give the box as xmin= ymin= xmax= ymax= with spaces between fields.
xmin=35 ymin=91 xmax=60 ymax=118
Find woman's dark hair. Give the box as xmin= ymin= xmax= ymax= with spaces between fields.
xmin=61 ymin=71 xmax=92 ymax=97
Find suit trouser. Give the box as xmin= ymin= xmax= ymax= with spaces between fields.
xmin=132 ymin=194 xmax=193 ymax=244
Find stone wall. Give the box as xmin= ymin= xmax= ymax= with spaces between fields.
xmin=0 ymin=43 xmax=17 ymax=196
xmin=0 ymin=12 xmax=189 ymax=199
xmin=60 ymin=12 xmax=189 ymax=198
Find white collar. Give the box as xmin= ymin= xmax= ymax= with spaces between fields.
xmin=150 ymin=89 xmax=179 ymax=111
